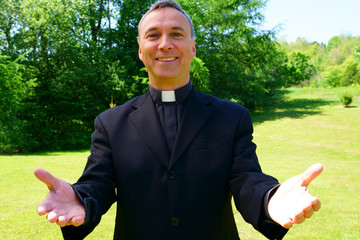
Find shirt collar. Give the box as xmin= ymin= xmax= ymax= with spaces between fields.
xmin=149 ymin=81 xmax=193 ymax=104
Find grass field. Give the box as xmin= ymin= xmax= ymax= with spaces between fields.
xmin=0 ymin=87 xmax=359 ymax=239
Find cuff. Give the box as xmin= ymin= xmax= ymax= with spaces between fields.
xmin=60 ymin=185 xmax=102 ymax=240
xmin=264 ymin=184 xmax=280 ymax=221
xmin=260 ymin=184 xmax=289 ymax=240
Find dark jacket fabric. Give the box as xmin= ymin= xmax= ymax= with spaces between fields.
xmin=61 ymin=88 xmax=287 ymax=240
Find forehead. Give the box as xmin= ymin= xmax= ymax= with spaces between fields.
xmin=139 ymin=7 xmax=191 ymax=35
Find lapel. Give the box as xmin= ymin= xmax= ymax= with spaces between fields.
xmin=169 ymin=89 xmax=215 ymax=169
xmin=129 ymin=89 xmax=215 ymax=170
xmin=129 ymin=92 xmax=170 ymax=168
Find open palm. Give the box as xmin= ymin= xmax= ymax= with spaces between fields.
xmin=268 ymin=163 xmax=323 ymax=229
xmin=34 ymin=168 xmax=85 ymax=227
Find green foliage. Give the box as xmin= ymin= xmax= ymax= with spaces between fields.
xmin=320 ymin=55 xmax=360 ymax=88
xmin=0 ymin=0 xmax=153 ymax=152
xmin=342 ymin=55 xmax=360 ymax=86
xmin=0 ymin=53 xmax=35 ymax=152
xmin=340 ymin=92 xmax=353 ymax=107
xmin=7 ymin=0 xmax=353 ymax=152
xmin=190 ymin=57 xmax=210 ymax=93
xmin=0 ymin=0 xmax=291 ymax=152
xmin=286 ymin=51 xmax=312 ymax=86
xmin=322 ymin=65 xmax=343 ymax=87
xmin=179 ymin=0 xmax=287 ymax=108
xmin=282 ymin=36 xmax=360 ymax=88
xmin=356 ymin=44 xmax=360 ymax=61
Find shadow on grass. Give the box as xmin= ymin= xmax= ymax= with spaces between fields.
xmin=345 ymin=105 xmax=360 ymax=109
xmin=251 ymin=90 xmax=336 ymax=125
xmin=0 ymin=149 xmax=89 ymax=156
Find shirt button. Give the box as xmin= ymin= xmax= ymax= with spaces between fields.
xmin=168 ymin=171 xmax=176 ymax=179
xmin=171 ymin=218 xmax=180 ymax=226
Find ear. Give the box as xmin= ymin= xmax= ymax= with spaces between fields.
xmin=138 ymin=42 xmax=143 ymax=62
xmin=192 ymin=38 xmax=196 ymax=58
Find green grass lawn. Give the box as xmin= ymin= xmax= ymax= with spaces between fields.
xmin=0 ymin=87 xmax=359 ymax=239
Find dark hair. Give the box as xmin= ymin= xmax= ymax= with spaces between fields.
xmin=138 ymin=0 xmax=195 ymax=39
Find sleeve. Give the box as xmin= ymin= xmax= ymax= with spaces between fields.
xmin=260 ymin=186 xmax=289 ymax=239
xmin=229 ymin=107 xmax=288 ymax=240
xmin=61 ymin=115 xmax=117 ymax=239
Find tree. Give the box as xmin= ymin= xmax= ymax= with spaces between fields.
xmin=0 ymin=0 xmax=21 ymax=55
xmin=0 ymin=0 xmax=299 ymax=152
xmin=286 ymin=51 xmax=312 ymax=86
xmin=0 ymin=53 xmax=34 ymax=152
xmin=190 ymin=57 xmax=210 ymax=93
xmin=179 ymin=0 xmax=287 ymax=108
xmin=329 ymin=48 xmax=345 ymax=65
xmin=341 ymin=55 xmax=360 ymax=86
xmin=0 ymin=0 xmax=156 ymax=152
xmin=282 ymin=35 xmax=360 ymax=88
xmin=356 ymin=44 xmax=360 ymax=61
xmin=322 ymin=66 xmax=343 ymax=87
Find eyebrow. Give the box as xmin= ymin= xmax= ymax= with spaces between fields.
xmin=144 ymin=26 xmax=186 ymax=35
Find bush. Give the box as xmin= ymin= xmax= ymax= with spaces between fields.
xmin=340 ymin=92 xmax=353 ymax=108
xmin=323 ymin=66 xmax=343 ymax=87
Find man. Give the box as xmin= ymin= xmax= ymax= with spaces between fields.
xmin=35 ymin=1 xmax=323 ymax=239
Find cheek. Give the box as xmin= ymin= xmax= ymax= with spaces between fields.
xmin=139 ymin=50 xmax=151 ymax=66
xmin=181 ymin=42 xmax=196 ymax=58
xmin=139 ymin=42 xmax=155 ymax=57
xmin=184 ymin=47 xmax=196 ymax=62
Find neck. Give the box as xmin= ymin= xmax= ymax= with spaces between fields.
xmin=149 ymin=77 xmax=189 ymax=91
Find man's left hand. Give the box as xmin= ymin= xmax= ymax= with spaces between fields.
xmin=268 ymin=163 xmax=323 ymax=229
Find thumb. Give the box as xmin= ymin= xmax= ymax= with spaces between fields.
xmin=34 ymin=168 xmax=59 ymax=191
xmin=300 ymin=163 xmax=323 ymax=187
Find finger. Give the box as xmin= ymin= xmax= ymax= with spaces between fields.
xmin=71 ymin=216 xmax=85 ymax=227
xmin=294 ymin=212 xmax=305 ymax=224
xmin=37 ymin=205 xmax=50 ymax=216
xmin=273 ymin=214 xmax=294 ymax=229
xmin=57 ymin=215 xmax=68 ymax=227
xmin=47 ymin=211 xmax=58 ymax=223
xmin=283 ymin=219 xmax=294 ymax=229
xmin=300 ymin=163 xmax=323 ymax=187
xmin=303 ymin=205 xmax=314 ymax=218
xmin=304 ymin=191 xmax=321 ymax=212
xmin=312 ymin=197 xmax=321 ymax=211
xmin=34 ymin=168 xmax=58 ymax=191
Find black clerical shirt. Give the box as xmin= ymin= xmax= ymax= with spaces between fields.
xmin=149 ymin=81 xmax=193 ymax=154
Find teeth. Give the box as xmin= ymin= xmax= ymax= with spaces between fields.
xmin=158 ymin=57 xmax=176 ymax=61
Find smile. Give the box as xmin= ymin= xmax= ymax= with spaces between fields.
xmin=157 ymin=57 xmax=177 ymax=62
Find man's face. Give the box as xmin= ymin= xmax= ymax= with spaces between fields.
xmin=138 ymin=7 xmax=196 ymax=89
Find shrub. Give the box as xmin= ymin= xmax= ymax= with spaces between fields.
xmin=323 ymin=66 xmax=343 ymax=87
xmin=340 ymin=92 xmax=353 ymax=108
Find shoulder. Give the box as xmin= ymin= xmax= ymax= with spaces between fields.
xmin=98 ymin=92 xmax=147 ymax=120
xmin=193 ymin=90 xmax=254 ymax=134
xmin=194 ymin=89 xmax=249 ymax=115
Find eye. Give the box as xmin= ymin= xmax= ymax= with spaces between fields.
xmin=147 ymin=33 xmax=160 ymax=39
xmin=172 ymin=32 xmax=183 ymax=38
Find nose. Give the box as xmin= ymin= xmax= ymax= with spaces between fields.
xmin=158 ymin=35 xmax=173 ymax=51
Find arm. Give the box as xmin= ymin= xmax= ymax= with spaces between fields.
xmin=229 ymin=107 xmax=288 ymax=239
xmin=61 ymin=115 xmax=117 ymax=238
xmin=229 ymin=107 xmax=323 ymax=239
xmin=35 ymin=115 xmax=117 ymax=239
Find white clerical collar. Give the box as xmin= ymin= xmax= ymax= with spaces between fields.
xmin=149 ymin=81 xmax=193 ymax=104
xmin=161 ymin=91 xmax=176 ymax=102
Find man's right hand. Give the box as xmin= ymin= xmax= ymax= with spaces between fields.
xmin=34 ymin=168 xmax=85 ymax=227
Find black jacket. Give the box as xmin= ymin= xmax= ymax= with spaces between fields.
xmin=62 ymin=88 xmax=287 ymax=239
